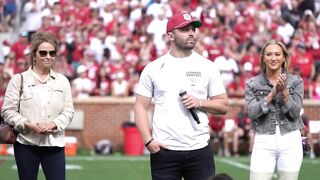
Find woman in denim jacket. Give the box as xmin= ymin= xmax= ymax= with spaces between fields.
xmin=1 ymin=32 xmax=74 ymax=180
xmin=245 ymin=40 xmax=304 ymax=180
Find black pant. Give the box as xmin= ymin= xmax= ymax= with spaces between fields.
xmin=150 ymin=145 xmax=215 ymax=180
xmin=14 ymin=142 xmax=65 ymax=180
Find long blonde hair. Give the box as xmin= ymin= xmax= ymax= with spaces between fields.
xmin=259 ymin=40 xmax=290 ymax=73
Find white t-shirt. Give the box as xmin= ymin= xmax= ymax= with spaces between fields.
xmin=112 ymin=80 xmax=129 ymax=96
xmin=136 ymin=51 xmax=226 ymax=150
xmin=213 ymin=55 xmax=239 ymax=87
xmin=72 ymin=77 xmax=93 ymax=99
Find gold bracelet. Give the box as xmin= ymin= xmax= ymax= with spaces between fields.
xmin=198 ymin=99 xmax=202 ymax=109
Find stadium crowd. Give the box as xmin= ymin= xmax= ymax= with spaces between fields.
xmin=1 ymin=0 xmax=320 ymax=157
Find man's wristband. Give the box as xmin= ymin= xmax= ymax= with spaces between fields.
xmin=145 ymin=138 xmax=154 ymax=147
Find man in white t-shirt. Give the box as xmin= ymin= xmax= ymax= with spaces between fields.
xmin=134 ymin=11 xmax=228 ymax=180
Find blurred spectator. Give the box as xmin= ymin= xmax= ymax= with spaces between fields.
xmin=227 ymin=72 xmax=245 ymax=98
xmin=92 ymin=66 xmax=111 ymax=96
xmin=221 ymin=118 xmax=237 ymax=157
xmin=209 ymin=114 xmax=225 ymax=156
xmin=280 ymin=0 xmax=302 ymax=29
xmin=146 ymin=7 xmax=168 ymax=56
xmin=233 ymin=15 xmax=258 ymax=44
xmin=216 ymin=0 xmax=236 ymax=28
xmin=291 ymin=43 xmax=315 ymax=78
xmin=276 ymin=16 xmax=295 ymax=45
xmin=137 ymin=33 xmax=157 ymax=73
xmin=0 ymin=46 xmax=4 ymax=64
xmin=300 ymin=108 xmax=319 ymax=159
xmin=72 ymin=65 xmax=93 ymax=99
xmin=128 ymin=71 xmax=140 ymax=96
xmin=168 ymin=0 xmax=185 ymax=15
xmin=88 ymin=29 xmax=106 ymax=64
xmin=242 ymin=61 xmax=254 ymax=83
xmin=291 ymin=43 xmax=315 ymax=97
xmin=290 ymin=28 xmax=305 ymax=49
xmin=234 ymin=105 xmax=254 ymax=155
xmin=209 ymin=114 xmax=246 ymax=157
xmin=9 ymin=32 xmax=29 ymax=64
xmin=200 ymin=29 xmax=223 ymax=61
xmin=54 ymin=55 xmax=74 ymax=80
xmin=22 ymin=0 xmax=44 ymax=40
xmin=291 ymin=66 xmax=310 ymax=99
xmin=241 ymin=42 xmax=260 ymax=76
xmin=4 ymin=0 xmax=16 ymax=22
xmin=123 ymin=38 xmax=140 ymax=74
xmin=309 ymin=72 xmax=320 ymax=99
xmin=108 ymin=57 xmax=127 ymax=80
xmin=0 ymin=61 xmax=10 ymax=107
xmin=13 ymin=58 xmax=28 ymax=74
xmin=2 ymin=53 xmax=14 ymax=77
xmin=209 ymin=114 xmax=238 ymax=157
xmin=111 ymin=71 xmax=129 ymax=97
xmin=0 ymin=0 xmax=9 ymax=32
xmin=38 ymin=15 xmax=59 ymax=35
xmin=213 ymin=47 xmax=239 ymax=88
xmin=146 ymin=0 xmax=172 ymax=19
xmin=1 ymin=0 xmax=320 ymax=101
xmin=81 ymin=49 xmax=100 ymax=88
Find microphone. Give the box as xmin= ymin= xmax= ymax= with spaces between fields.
xmin=179 ymin=90 xmax=200 ymax=124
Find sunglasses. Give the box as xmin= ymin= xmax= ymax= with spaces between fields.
xmin=38 ymin=50 xmax=57 ymax=57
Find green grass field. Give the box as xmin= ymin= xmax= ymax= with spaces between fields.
xmin=0 ymin=155 xmax=319 ymax=180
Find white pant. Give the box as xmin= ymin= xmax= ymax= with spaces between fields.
xmin=250 ymin=126 xmax=302 ymax=180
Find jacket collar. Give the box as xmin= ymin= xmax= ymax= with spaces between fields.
xmin=23 ymin=68 xmax=57 ymax=86
xmin=260 ymin=69 xmax=289 ymax=86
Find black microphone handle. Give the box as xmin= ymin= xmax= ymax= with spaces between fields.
xmin=179 ymin=90 xmax=200 ymax=124
xmin=190 ymin=108 xmax=200 ymax=124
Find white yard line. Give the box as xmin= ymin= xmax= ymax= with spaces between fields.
xmin=217 ymin=158 xmax=279 ymax=178
xmin=217 ymin=158 xmax=250 ymax=170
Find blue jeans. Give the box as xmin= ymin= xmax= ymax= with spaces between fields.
xmin=150 ymin=145 xmax=215 ymax=180
xmin=14 ymin=142 xmax=66 ymax=180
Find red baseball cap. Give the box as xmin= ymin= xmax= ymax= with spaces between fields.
xmin=166 ymin=11 xmax=202 ymax=33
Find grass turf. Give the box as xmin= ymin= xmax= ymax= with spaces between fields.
xmin=0 ymin=155 xmax=319 ymax=180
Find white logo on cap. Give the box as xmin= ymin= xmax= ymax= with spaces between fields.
xmin=183 ymin=14 xmax=192 ymax=20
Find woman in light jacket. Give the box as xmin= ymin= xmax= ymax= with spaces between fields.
xmin=1 ymin=32 xmax=74 ymax=180
xmin=245 ymin=40 xmax=304 ymax=180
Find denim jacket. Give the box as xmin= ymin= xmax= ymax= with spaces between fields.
xmin=245 ymin=72 xmax=304 ymax=135
xmin=1 ymin=68 xmax=74 ymax=147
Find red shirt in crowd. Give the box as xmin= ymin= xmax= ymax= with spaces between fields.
xmin=208 ymin=115 xmax=226 ymax=132
xmin=291 ymin=50 xmax=314 ymax=78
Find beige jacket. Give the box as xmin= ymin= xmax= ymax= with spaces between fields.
xmin=1 ymin=68 xmax=74 ymax=147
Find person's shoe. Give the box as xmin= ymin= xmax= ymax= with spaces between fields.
xmin=309 ymin=151 xmax=315 ymax=159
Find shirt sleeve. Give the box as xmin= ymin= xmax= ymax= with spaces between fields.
xmin=208 ymin=64 xmax=226 ymax=97
xmin=245 ymin=78 xmax=270 ymax=120
xmin=136 ymin=64 xmax=153 ymax=98
xmin=280 ymin=76 xmax=304 ymax=120
xmin=1 ymin=74 xmax=28 ymax=133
